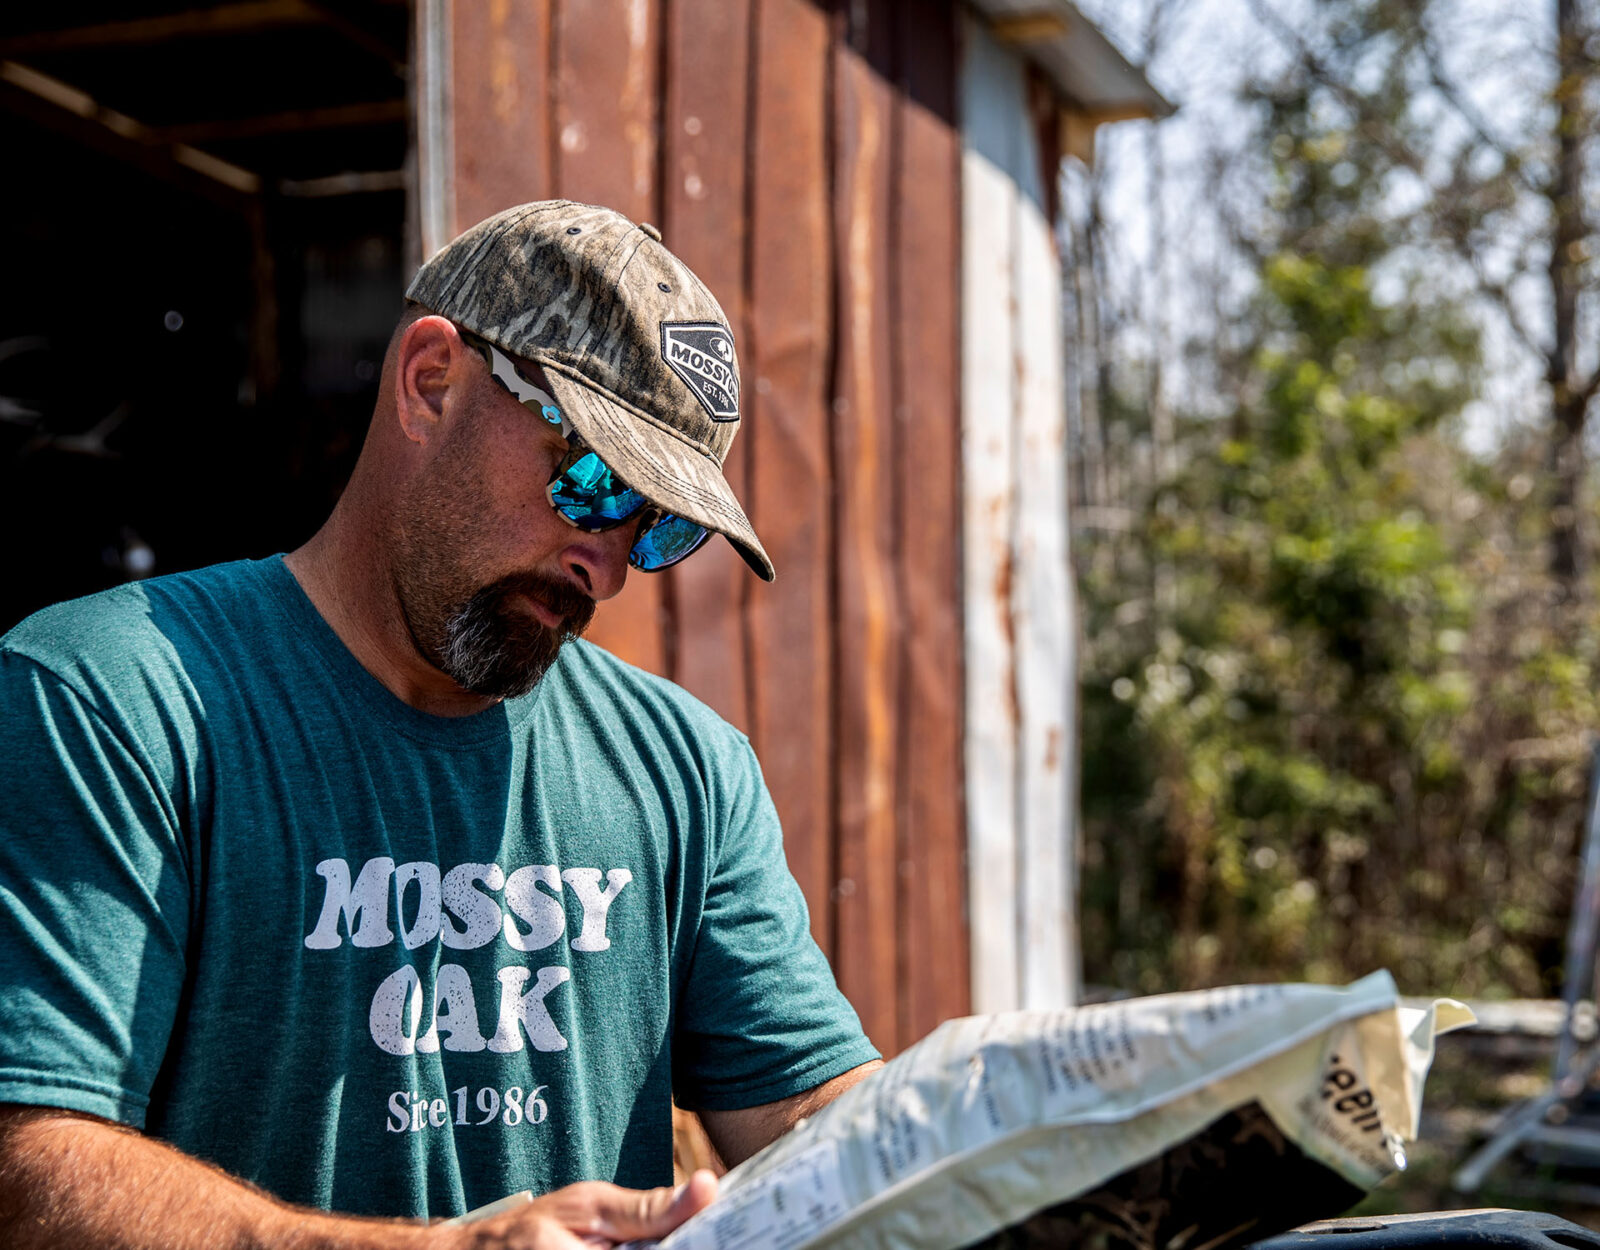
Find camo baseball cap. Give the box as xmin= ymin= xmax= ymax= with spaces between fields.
xmin=405 ymin=199 xmax=773 ymax=581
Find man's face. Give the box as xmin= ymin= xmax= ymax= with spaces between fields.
xmin=389 ymin=344 xmax=635 ymax=699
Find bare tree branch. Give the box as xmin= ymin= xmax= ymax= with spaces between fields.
xmin=1246 ymin=0 xmax=1554 ymax=365
xmin=1431 ymin=231 xmax=1548 ymax=360
xmin=1417 ymin=22 xmax=1548 ymax=199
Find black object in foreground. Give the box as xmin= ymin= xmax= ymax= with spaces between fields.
xmin=963 ymin=1102 xmax=1365 ymax=1250
xmin=1250 ymin=1210 xmax=1600 ymax=1250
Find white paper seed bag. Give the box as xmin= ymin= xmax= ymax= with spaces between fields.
xmin=646 ymin=972 xmax=1472 ymax=1250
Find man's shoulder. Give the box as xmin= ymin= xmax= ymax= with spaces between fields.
xmin=1 ymin=558 xmax=280 ymax=691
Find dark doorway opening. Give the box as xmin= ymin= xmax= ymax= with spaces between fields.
xmin=0 ymin=2 xmax=410 ymax=633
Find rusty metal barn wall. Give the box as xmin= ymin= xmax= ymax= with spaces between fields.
xmin=420 ymin=0 xmax=970 ymax=1057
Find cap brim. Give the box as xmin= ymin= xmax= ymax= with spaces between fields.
xmin=539 ymin=366 xmax=775 ymax=582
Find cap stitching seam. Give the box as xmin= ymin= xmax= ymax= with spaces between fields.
xmin=544 ymin=374 xmax=756 ymax=530
xmin=597 ymin=443 xmax=755 ymax=530
xmin=538 ymin=360 xmax=722 ymax=460
xmin=613 ymin=230 xmax=649 ymax=277
xmin=573 ymin=229 xmax=642 ymax=358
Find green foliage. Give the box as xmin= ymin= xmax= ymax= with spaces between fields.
xmin=1078 ymin=116 xmax=1597 ymax=998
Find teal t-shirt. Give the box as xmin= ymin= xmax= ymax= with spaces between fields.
xmin=0 ymin=557 xmax=876 ymax=1219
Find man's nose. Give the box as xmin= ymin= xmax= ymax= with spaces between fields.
xmin=561 ymin=523 xmax=635 ymax=601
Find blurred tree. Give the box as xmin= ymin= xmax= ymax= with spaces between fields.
xmin=1247 ymin=0 xmax=1600 ymax=599
xmin=1070 ymin=0 xmax=1600 ymax=998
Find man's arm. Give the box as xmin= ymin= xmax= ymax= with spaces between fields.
xmin=696 ymin=1059 xmax=883 ymax=1167
xmin=0 ymin=1105 xmax=714 ymax=1250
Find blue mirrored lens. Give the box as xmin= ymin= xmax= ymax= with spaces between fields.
xmin=549 ymin=452 xmax=649 ymax=530
xmin=630 ymin=514 xmax=710 ymax=570
xmin=546 ymin=444 xmax=710 ymax=569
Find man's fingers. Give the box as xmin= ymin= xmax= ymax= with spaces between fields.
xmin=671 ymin=1169 xmax=718 ymax=1223
xmin=485 ymin=1173 xmax=718 ymax=1248
xmin=588 ymin=1169 xmax=718 ymax=1241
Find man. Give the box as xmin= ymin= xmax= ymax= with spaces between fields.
xmin=0 ymin=201 xmax=881 ymax=1248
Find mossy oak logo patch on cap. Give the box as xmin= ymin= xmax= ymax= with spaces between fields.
xmin=661 ymin=323 xmax=739 ymax=422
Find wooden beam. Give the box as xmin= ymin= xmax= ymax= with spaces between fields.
xmin=989 ymin=12 xmax=1071 ymax=45
xmin=0 ymin=61 xmax=258 ymax=209
xmin=278 ymin=169 xmax=406 ymax=197
xmin=150 ymin=99 xmax=407 ymax=145
xmin=0 ymin=0 xmax=404 ymax=76
xmin=1059 ymin=102 xmax=1157 ymax=165
xmin=0 ymin=1 xmax=316 ymax=57
xmin=300 ymin=1 xmax=407 ymax=75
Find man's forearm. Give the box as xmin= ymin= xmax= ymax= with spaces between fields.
xmin=698 ymin=1060 xmax=884 ymax=1167
xmin=0 ymin=1107 xmax=433 ymax=1250
xmin=0 ymin=1106 xmax=714 ymax=1250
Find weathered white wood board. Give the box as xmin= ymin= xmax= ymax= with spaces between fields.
xmin=961 ymin=15 xmax=1080 ymax=1012
xmin=415 ymin=0 xmax=454 ymax=258
xmin=961 ymin=16 xmax=1023 ymax=1015
xmin=1013 ymin=155 xmax=1077 ymax=1010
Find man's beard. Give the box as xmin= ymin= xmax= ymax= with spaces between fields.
xmin=430 ymin=572 xmax=596 ymax=699
xmin=390 ymin=391 xmax=597 ymax=700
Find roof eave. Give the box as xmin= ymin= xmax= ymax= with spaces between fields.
xmin=967 ymin=0 xmax=1174 ymax=121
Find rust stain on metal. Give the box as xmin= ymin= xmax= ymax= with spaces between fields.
xmin=847 ymin=79 xmax=895 ymax=823
xmin=993 ymin=546 xmax=1015 ymax=648
xmin=624 ymin=0 xmax=654 ymax=202
xmin=447 ymin=0 xmax=552 ymax=226
xmin=489 ymin=0 xmax=517 ymax=123
xmin=831 ymin=32 xmax=900 ymax=1053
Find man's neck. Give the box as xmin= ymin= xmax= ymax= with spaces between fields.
xmin=284 ymin=522 xmax=498 ymax=720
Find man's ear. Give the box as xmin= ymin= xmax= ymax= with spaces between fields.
xmin=394 ymin=315 xmax=466 ymax=445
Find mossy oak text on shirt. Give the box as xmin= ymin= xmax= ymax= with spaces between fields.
xmin=304 ymin=857 xmax=631 ymax=1055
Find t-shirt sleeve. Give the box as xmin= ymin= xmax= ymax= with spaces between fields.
xmin=0 ymin=651 xmax=190 ymax=1127
xmin=672 ymin=739 xmax=879 ymax=1111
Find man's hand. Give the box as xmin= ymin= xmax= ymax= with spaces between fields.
xmin=444 ymin=1171 xmax=716 ymax=1248
xmin=0 ymin=1103 xmax=715 ymax=1250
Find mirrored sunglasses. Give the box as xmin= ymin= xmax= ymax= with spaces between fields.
xmin=463 ymin=332 xmax=712 ymax=572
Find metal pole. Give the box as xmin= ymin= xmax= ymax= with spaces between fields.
xmin=1555 ymin=741 xmax=1600 ymax=1082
